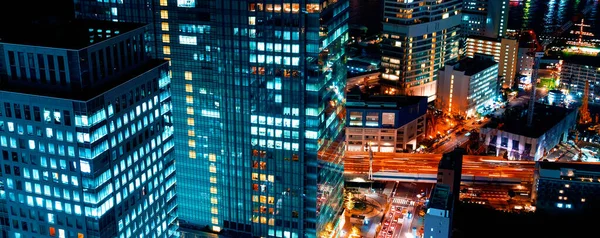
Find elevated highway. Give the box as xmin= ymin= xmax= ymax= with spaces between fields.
xmin=344 ymin=151 xmax=535 ymax=185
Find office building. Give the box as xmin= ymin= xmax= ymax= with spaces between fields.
xmin=480 ymin=104 xmax=577 ymax=160
xmin=437 ymin=54 xmax=499 ymax=117
xmin=534 ymin=162 xmax=600 ymax=213
xmin=559 ymin=55 xmax=600 ymax=102
xmin=516 ymin=30 xmax=542 ymax=84
xmin=380 ymin=0 xmax=462 ymax=101
xmin=423 ymin=184 xmax=452 ymax=238
xmin=0 ymin=20 xmax=176 ymax=237
xmin=437 ymin=148 xmax=464 ymax=198
xmin=75 ymin=1 xmax=349 ymax=237
xmin=345 ymin=87 xmax=427 ymax=153
xmin=461 ymin=0 xmax=509 ymax=38
xmin=466 ymin=36 xmax=518 ymax=87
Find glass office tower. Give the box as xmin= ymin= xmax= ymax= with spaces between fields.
xmin=380 ymin=0 xmax=462 ymax=102
xmin=75 ymin=1 xmax=349 ymax=237
xmin=0 ymin=20 xmax=177 ymax=237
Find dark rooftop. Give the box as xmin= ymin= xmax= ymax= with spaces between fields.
xmin=0 ymin=20 xmax=145 ymax=50
xmin=450 ymin=54 xmax=497 ymax=76
xmin=439 ymin=148 xmax=465 ymax=170
xmin=428 ymin=184 xmax=452 ymax=210
xmin=346 ymin=85 xmax=427 ymax=109
xmin=483 ymin=103 xmax=577 ymax=138
xmin=560 ymin=54 xmax=600 ymax=67
xmin=0 ymin=59 xmax=167 ymax=101
xmin=538 ymin=161 xmax=600 ymax=172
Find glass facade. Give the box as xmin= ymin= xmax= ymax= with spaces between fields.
xmin=75 ymin=0 xmax=349 ymax=237
xmin=0 ymin=22 xmax=176 ymax=238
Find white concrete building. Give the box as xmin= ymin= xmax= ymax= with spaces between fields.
xmin=437 ymin=54 xmax=499 ymax=117
xmin=466 ymin=36 xmax=519 ymax=87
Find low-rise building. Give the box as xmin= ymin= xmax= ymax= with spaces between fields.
xmin=424 ymin=184 xmax=453 ymax=238
xmin=559 ymin=54 xmax=600 ymax=102
xmin=480 ymin=104 xmax=577 ymax=160
xmin=346 ymin=88 xmax=427 ymax=152
xmin=437 ymin=54 xmax=499 ymax=117
xmin=534 ymin=162 xmax=600 ymax=213
xmin=466 ymin=36 xmax=518 ymax=87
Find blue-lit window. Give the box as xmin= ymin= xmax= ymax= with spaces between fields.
xmin=177 ymin=0 xmax=195 ymax=7
xmin=66 ymin=132 xmax=73 ymax=142
xmin=28 ymin=140 xmax=36 ymax=150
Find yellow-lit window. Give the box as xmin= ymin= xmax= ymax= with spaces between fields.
xmin=188 ymin=139 xmax=196 ymax=147
xmin=160 ymin=0 xmax=167 ymax=6
xmin=268 ymin=175 xmax=274 ymax=182
xmin=211 ymin=197 xmax=218 ymax=204
xmin=260 ymin=174 xmax=267 ymax=181
xmin=185 ymin=84 xmax=193 ymax=92
xmin=212 ymin=226 xmax=221 ymax=232
xmin=211 ymin=207 xmax=219 ymax=214
xmin=162 ymin=34 xmax=170 ymax=43
xmin=209 ymin=153 xmax=216 ymax=162
xmin=210 ymin=176 xmax=217 ymax=183
xmin=249 ymin=16 xmax=256 ymax=25
xmin=188 ymin=130 xmax=195 ymax=137
xmin=161 ymin=22 xmax=169 ymax=31
xmin=268 ymin=218 xmax=275 ymax=226
xmin=209 ymin=164 xmax=216 ymax=173
xmin=260 ymin=217 xmax=267 ymax=224
xmin=161 ymin=10 xmax=169 ymax=19
xmin=163 ymin=46 xmax=171 ymax=55
xmin=164 ymin=57 xmax=171 ymax=62
xmin=211 ymin=217 xmax=219 ymax=224
xmin=185 ymin=71 xmax=193 ymax=80
xmin=210 ymin=186 xmax=218 ymax=194
xmin=187 ymin=118 xmax=194 ymax=126
xmin=252 ymin=173 xmax=259 ymax=180
xmin=189 ymin=150 xmax=196 ymax=159
xmin=260 ymin=195 xmax=266 ymax=203
xmin=187 ymin=107 xmax=194 ymax=115
xmin=186 ymin=95 xmax=194 ymax=104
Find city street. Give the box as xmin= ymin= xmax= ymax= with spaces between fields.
xmin=377 ymin=182 xmax=431 ymax=238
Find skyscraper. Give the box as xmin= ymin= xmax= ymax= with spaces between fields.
xmin=0 ymin=20 xmax=177 ymax=237
xmin=461 ymin=0 xmax=509 ymax=38
xmin=75 ymin=1 xmax=349 ymax=237
xmin=380 ymin=0 xmax=462 ymax=101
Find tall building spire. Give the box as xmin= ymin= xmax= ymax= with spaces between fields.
xmin=579 ymin=80 xmax=592 ymax=124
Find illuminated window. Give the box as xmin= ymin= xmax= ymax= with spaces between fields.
xmin=187 ymin=118 xmax=194 ymax=126
xmin=162 ymin=34 xmax=170 ymax=43
xmin=209 ymin=153 xmax=216 ymax=162
xmin=160 ymin=0 xmax=167 ymax=6
xmin=210 ymin=186 xmax=218 ymax=194
xmin=268 ymin=218 xmax=275 ymax=226
xmin=249 ymin=17 xmax=256 ymax=25
xmin=212 ymin=217 xmax=219 ymax=224
xmin=161 ymin=22 xmax=169 ymax=31
xmin=160 ymin=10 xmax=169 ymax=19
xmin=210 ymin=176 xmax=217 ymax=183
xmin=188 ymin=139 xmax=196 ymax=148
xmin=209 ymin=164 xmax=216 ymax=173
xmin=211 ymin=207 xmax=219 ymax=214
xmin=185 ymin=71 xmax=193 ymax=80
xmin=163 ymin=46 xmax=171 ymax=55
xmin=211 ymin=197 xmax=218 ymax=204
xmin=186 ymin=95 xmax=194 ymax=104
xmin=187 ymin=107 xmax=194 ymax=115
xmin=185 ymin=84 xmax=193 ymax=92
xmin=188 ymin=130 xmax=195 ymax=136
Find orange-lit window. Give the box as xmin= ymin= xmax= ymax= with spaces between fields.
xmin=162 ymin=34 xmax=170 ymax=43
xmin=189 ymin=150 xmax=196 ymax=159
xmin=185 ymin=84 xmax=193 ymax=92
xmin=188 ymin=139 xmax=196 ymax=147
xmin=188 ymin=129 xmax=195 ymax=137
xmin=78 ymin=233 xmax=85 ymax=238
xmin=253 ymin=184 xmax=259 ymax=191
xmin=185 ymin=71 xmax=193 ymax=80
xmin=306 ymin=3 xmax=320 ymax=13
xmin=187 ymin=107 xmax=194 ymax=115
xmin=161 ymin=22 xmax=169 ymax=31
xmin=187 ymin=117 xmax=194 ymax=126
xmin=163 ymin=46 xmax=171 ymax=55
xmin=186 ymin=95 xmax=194 ymax=104
xmin=49 ymin=227 xmax=56 ymax=237
xmin=160 ymin=10 xmax=169 ymax=19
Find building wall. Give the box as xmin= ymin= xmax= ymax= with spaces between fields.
xmin=380 ymin=0 xmax=462 ymax=101
xmin=466 ymin=37 xmax=518 ymax=87
xmin=517 ymin=47 xmax=536 ymax=83
xmin=0 ymin=62 xmax=176 ymax=238
xmin=561 ymin=62 xmax=600 ymax=102
xmin=461 ymin=0 xmax=509 ymax=38
xmin=535 ymin=170 xmax=600 ymax=212
xmin=423 ymin=208 xmax=450 ymax=238
xmin=346 ymin=114 xmax=425 ymax=152
xmin=75 ymin=0 xmax=349 ymax=237
xmin=437 ymin=61 xmax=498 ymax=117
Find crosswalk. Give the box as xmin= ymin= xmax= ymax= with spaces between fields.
xmin=393 ymin=198 xmax=411 ymax=205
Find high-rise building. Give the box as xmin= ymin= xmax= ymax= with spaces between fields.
xmin=465 ymin=36 xmax=518 ymax=87
xmin=461 ymin=0 xmax=509 ymax=38
xmin=516 ymin=30 xmax=541 ymax=83
xmin=75 ymin=1 xmax=349 ymax=237
xmin=559 ymin=55 xmax=600 ymax=103
xmin=423 ymin=184 xmax=452 ymax=238
xmin=380 ymin=0 xmax=462 ymax=101
xmin=0 ymin=20 xmax=177 ymax=237
xmin=437 ymin=54 xmax=499 ymax=117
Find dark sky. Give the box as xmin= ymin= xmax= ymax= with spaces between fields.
xmin=0 ymin=0 xmax=74 ymax=28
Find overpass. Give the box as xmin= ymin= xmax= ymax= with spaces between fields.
xmin=344 ymin=151 xmax=535 ymax=185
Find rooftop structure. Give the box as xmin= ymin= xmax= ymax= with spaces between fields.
xmin=481 ymin=104 xmax=577 ymax=160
